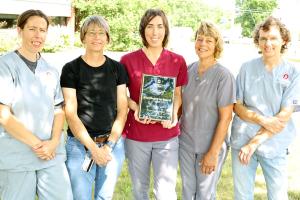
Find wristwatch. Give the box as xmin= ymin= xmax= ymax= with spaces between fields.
xmin=105 ymin=140 xmax=116 ymax=150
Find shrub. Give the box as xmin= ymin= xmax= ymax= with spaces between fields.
xmin=0 ymin=26 xmax=72 ymax=54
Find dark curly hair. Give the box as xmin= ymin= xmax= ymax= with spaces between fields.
xmin=253 ymin=16 xmax=291 ymax=54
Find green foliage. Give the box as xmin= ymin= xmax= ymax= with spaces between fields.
xmin=73 ymin=0 xmax=229 ymax=51
xmin=235 ymin=0 xmax=277 ymax=37
xmin=0 ymin=35 xmax=17 ymax=54
xmin=74 ymin=32 xmax=83 ymax=48
xmin=43 ymin=33 xmax=72 ymax=53
xmin=0 ymin=28 xmax=72 ymax=54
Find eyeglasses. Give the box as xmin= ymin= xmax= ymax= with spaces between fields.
xmin=258 ymin=37 xmax=281 ymax=44
xmin=86 ymin=31 xmax=106 ymax=38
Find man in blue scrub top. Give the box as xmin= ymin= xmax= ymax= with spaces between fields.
xmin=230 ymin=16 xmax=300 ymax=200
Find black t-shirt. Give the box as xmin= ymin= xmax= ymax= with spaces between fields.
xmin=60 ymin=56 xmax=128 ymax=137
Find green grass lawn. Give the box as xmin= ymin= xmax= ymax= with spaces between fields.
xmin=113 ymin=150 xmax=300 ymax=200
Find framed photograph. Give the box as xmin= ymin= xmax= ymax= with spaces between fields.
xmin=139 ymin=74 xmax=176 ymax=121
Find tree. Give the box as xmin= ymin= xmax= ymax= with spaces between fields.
xmin=235 ymin=0 xmax=277 ymax=37
xmin=73 ymin=0 xmax=228 ymax=51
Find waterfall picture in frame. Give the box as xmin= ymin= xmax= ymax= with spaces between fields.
xmin=139 ymin=74 xmax=176 ymax=121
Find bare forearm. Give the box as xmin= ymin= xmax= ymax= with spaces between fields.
xmin=65 ymin=113 xmax=97 ymax=151
xmin=245 ymin=128 xmax=272 ymax=150
xmin=109 ymin=110 xmax=127 ymax=142
xmin=275 ymin=106 xmax=294 ymax=122
xmin=0 ymin=108 xmax=41 ymax=147
xmin=207 ymin=105 xmax=233 ymax=156
xmin=128 ymin=97 xmax=138 ymax=111
xmin=200 ymin=105 xmax=233 ymax=174
xmin=234 ymin=103 xmax=262 ymax=124
xmin=208 ymin=117 xmax=231 ymax=155
xmin=109 ymin=85 xmax=128 ymax=142
xmin=235 ymin=102 xmax=294 ymax=131
xmin=248 ymin=107 xmax=294 ymax=146
xmin=51 ymin=108 xmax=65 ymax=144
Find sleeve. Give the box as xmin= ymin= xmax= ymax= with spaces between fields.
xmin=0 ymin=58 xmax=15 ymax=106
xmin=217 ymin=70 xmax=237 ymax=107
xmin=120 ymin=55 xmax=131 ymax=87
xmin=53 ymin=69 xmax=64 ymax=106
xmin=176 ymin=56 xmax=188 ymax=87
xmin=281 ymin=66 xmax=300 ymax=112
xmin=116 ymin=62 xmax=129 ymax=86
xmin=60 ymin=61 xmax=77 ymax=89
xmin=235 ymin=63 xmax=246 ymax=103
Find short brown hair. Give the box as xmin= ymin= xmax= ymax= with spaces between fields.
xmin=253 ymin=16 xmax=291 ymax=53
xmin=195 ymin=21 xmax=223 ymax=59
xmin=80 ymin=15 xmax=110 ymax=43
xmin=17 ymin=9 xmax=49 ymax=29
xmin=139 ymin=9 xmax=169 ymax=48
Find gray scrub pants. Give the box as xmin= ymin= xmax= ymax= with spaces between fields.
xmin=0 ymin=162 xmax=73 ymax=200
xmin=125 ymin=137 xmax=179 ymax=200
xmin=179 ymin=142 xmax=228 ymax=200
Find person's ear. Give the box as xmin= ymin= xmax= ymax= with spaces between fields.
xmin=17 ymin=27 xmax=22 ymax=36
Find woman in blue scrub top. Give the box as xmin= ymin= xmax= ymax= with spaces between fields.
xmin=0 ymin=9 xmax=72 ymax=200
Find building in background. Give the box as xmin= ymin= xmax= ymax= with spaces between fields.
xmin=0 ymin=0 xmax=74 ymax=30
xmin=0 ymin=0 xmax=75 ymax=52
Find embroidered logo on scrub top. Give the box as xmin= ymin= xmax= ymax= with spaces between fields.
xmin=42 ymin=71 xmax=57 ymax=97
xmin=283 ymin=73 xmax=289 ymax=80
xmin=44 ymin=71 xmax=56 ymax=85
xmin=277 ymin=72 xmax=290 ymax=88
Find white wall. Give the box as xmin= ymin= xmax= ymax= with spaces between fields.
xmin=0 ymin=0 xmax=72 ymax=17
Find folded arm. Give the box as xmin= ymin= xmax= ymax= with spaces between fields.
xmin=234 ymin=100 xmax=294 ymax=164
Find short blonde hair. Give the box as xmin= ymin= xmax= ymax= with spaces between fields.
xmin=80 ymin=15 xmax=110 ymax=43
xmin=195 ymin=21 xmax=223 ymax=59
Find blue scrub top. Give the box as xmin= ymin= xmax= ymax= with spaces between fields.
xmin=230 ymin=57 xmax=300 ymax=158
xmin=0 ymin=51 xmax=65 ymax=171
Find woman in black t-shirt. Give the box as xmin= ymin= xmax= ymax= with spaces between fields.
xmin=60 ymin=15 xmax=128 ymax=200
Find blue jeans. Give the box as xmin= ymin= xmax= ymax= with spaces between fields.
xmin=65 ymin=136 xmax=125 ymax=200
xmin=231 ymin=149 xmax=288 ymax=200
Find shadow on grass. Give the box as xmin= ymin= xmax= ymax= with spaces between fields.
xmin=114 ymin=149 xmax=300 ymax=200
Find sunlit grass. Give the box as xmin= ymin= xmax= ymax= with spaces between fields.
xmin=113 ymin=149 xmax=300 ymax=200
